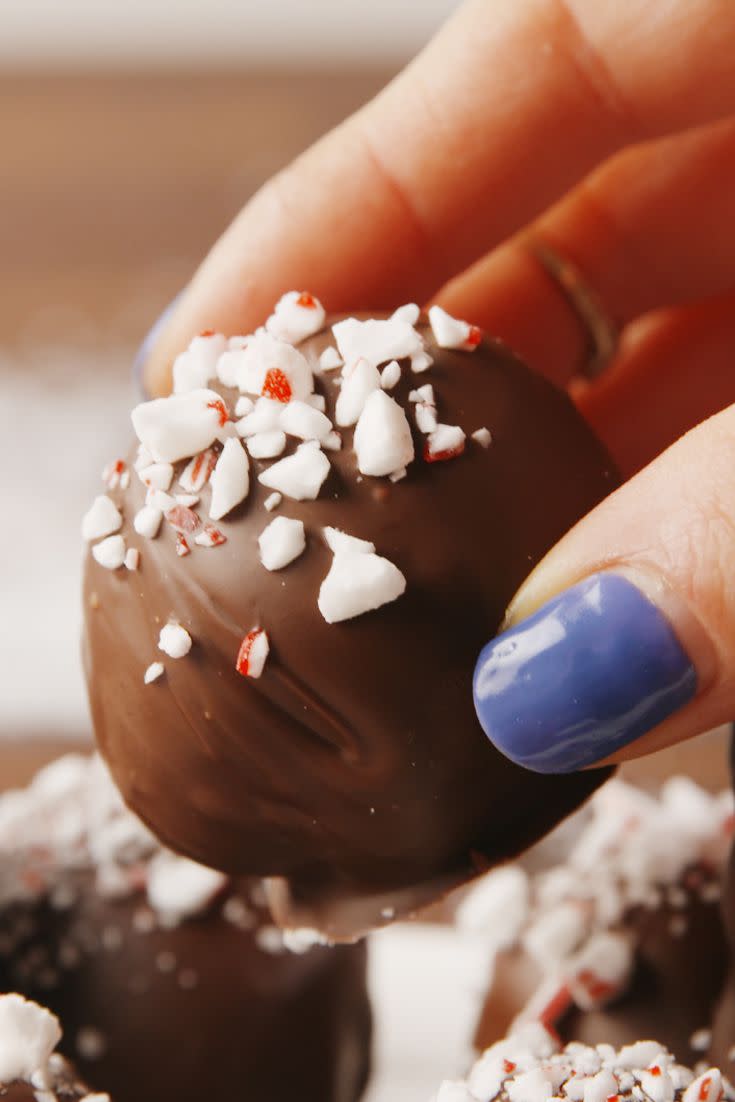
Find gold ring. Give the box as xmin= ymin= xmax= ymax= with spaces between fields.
xmin=528 ymin=238 xmax=619 ymax=381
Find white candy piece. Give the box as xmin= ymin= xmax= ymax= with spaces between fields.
xmin=178 ymin=449 xmax=216 ymax=493
xmin=194 ymin=525 xmax=226 ymax=548
xmin=175 ymin=493 xmax=200 ymax=507
xmin=246 ymin=431 xmax=287 ymax=459
xmin=172 ymin=331 xmax=227 ymax=393
xmin=280 ymin=399 xmax=333 ymax=442
xmin=144 ymin=662 xmax=164 ymax=684
xmin=408 ymin=384 xmax=435 ymax=404
xmin=158 ymin=622 xmax=192 ymax=659
xmin=131 ymin=389 xmax=226 ymax=463
xmin=318 ymin=346 xmax=342 ymax=372
xmin=235 ymin=397 xmax=284 ymax=438
xmin=146 ymin=490 xmax=175 ymax=512
xmin=425 ymin=423 xmax=466 ymax=460
xmin=92 ymin=535 xmax=126 ymax=570
xmin=322 ymin=430 xmax=342 ymax=452
xmin=472 ymin=427 xmax=492 ymax=447
xmin=389 ymin=466 xmax=407 ymax=482
xmin=281 ymin=927 xmax=329 ymax=954
xmin=336 ymin=358 xmax=382 ymax=427
xmin=566 ymin=931 xmax=633 ymax=1010
xmin=333 ymin=315 xmax=428 ymax=373
xmin=258 ymin=441 xmax=330 ymax=501
xmin=306 ymin=393 xmax=327 ymax=412
xmin=456 ymin=866 xmax=530 ymax=946
xmin=391 ymin=302 xmax=420 ymax=325
xmin=380 ymin=359 xmax=401 ymax=390
xmin=323 ymin=527 xmax=375 ymax=555
xmin=220 ymin=332 xmax=313 ymax=400
xmin=137 ymin=462 xmax=174 ymax=492
xmin=133 ymin=505 xmax=163 ymax=539
xmin=209 ymin=438 xmax=249 ymax=520
xmin=318 ymin=549 xmax=406 ymax=623
xmin=146 ymin=851 xmax=227 ymax=925
xmin=124 ymin=547 xmax=140 ymax=571
xmin=264 ymin=492 xmax=282 ymax=512
xmin=81 ymin=495 xmax=123 ymax=542
xmin=265 ymin=290 xmax=326 ymax=344
xmin=435 ymin=1082 xmax=476 ymax=1102
xmin=683 ymin=1070 xmax=723 ymax=1102
xmin=353 ymin=391 xmax=414 ymax=477
xmin=258 ymin=516 xmax=306 ymax=571
xmin=428 ymin=304 xmax=481 ymax=350
xmin=237 ymin=628 xmax=270 ymax=678
xmin=235 ymin=395 xmax=255 ymax=417
xmin=0 ymin=994 xmax=62 ymax=1085
xmin=415 ymin=401 xmax=438 ymax=434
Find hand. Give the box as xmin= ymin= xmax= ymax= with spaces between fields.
xmin=141 ymin=0 xmax=735 ymax=773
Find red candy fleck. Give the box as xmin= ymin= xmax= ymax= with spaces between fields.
xmin=423 ymin=439 xmax=466 ymax=464
xmin=200 ymin=328 xmax=215 ymax=337
xmin=296 ymin=291 xmax=317 ymax=309
xmin=176 ymin=535 xmax=190 ymax=557
xmin=538 ymin=982 xmax=572 ymax=1028
xmin=103 ymin=458 xmax=127 ymax=488
xmin=699 ymin=1078 xmax=714 ymax=1101
xmin=607 ymin=1096 xmax=619 ymax=1102
xmin=262 ymin=368 xmax=292 ymax=403
xmin=503 ymin=1061 xmax=516 ymax=1074
xmin=200 ymin=524 xmax=227 ymax=547
xmin=167 ymin=505 xmax=200 ymax=534
xmin=649 ymin=1067 xmax=662 ymax=1077
xmin=236 ymin=630 xmax=259 ymax=677
xmin=466 ymin=324 xmax=482 ymax=349
xmin=576 ymin=969 xmax=617 ymax=1003
xmin=207 ymin=398 xmax=229 ymax=427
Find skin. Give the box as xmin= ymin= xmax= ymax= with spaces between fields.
xmin=142 ymin=0 xmax=735 ymax=768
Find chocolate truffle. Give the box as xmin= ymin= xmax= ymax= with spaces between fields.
xmin=82 ymin=296 xmax=618 ymax=937
xmin=0 ymin=755 xmax=371 ymax=1102
xmin=433 ymin=1021 xmax=732 ymax=1102
xmin=463 ymin=775 xmax=732 ymax=1067
xmin=0 ymin=993 xmax=106 ymax=1101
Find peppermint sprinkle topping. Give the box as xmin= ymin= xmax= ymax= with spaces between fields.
xmin=144 ymin=662 xmax=165 ymax=684
xmin=428 ymin=304 xmax=482 ymax=351
xmin=258 ymin=516 xmax=306 ymax=571
xmin=91 ymin=535 xmax=126 ymax=571
xmin=258 ymin=441 xmax=330 ymax=501
xmin=318 ymin=544 xmax=406 ymax=624
xmin=236 ymin=628 xmax=270 ymax=678
xmin=209 ymin=437 xmax=249 ymax=520
xmin=0 ymin=994 xmax=62 ymax=1085
xmin=158 ymin=623 xmax=192 ymax=660
xmin=265 ymin=290 xmax=326 ymax=345
xmin=81 ymin=496 xmax=122 ymax=542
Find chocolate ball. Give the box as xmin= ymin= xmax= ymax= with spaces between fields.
xmin=0 ymin=755 xmax=371 ymax=1102
xmin=83 ymin=305 xmax=617 ymax=936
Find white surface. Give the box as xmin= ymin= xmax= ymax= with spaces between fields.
xmin=365 ymin=923 xmax=493 ymax=1102
xmin=1 ymin=0 xmax=460 ymax=66
xmin=0 ymin=345 xmax=133 ymax=736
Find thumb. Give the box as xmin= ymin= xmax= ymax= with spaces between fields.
xmin=473 ymin=405 xmax=735 ymax=773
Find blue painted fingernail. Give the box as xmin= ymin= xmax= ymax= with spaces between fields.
xmin=473 ymin=573 xmax=696 ymax=774
xmin=133 ymin=294 xmax=181 ymax=396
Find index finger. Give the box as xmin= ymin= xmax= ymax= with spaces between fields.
xmin=146 ymin=0 xmax=735 ymax=393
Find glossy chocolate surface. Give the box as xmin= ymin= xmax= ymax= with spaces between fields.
xmin=83 ymin=317 xmax=617 ymax=937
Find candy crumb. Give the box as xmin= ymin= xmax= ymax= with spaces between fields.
xmin=144 ymin=662 xmax=165 ymax=685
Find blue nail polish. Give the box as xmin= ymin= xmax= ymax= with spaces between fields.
xmin=473 ymin=573 xmax=697 ymax=774
xmin=133 ymin=294 xmax=181 ymax=397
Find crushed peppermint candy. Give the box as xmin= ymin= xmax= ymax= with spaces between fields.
xmin=333 ymin=314 xmax=431 ymax=374
xmin=457 ymin=776 xmax=733 ymax=1029
xmin=236 ymin=396 xmax=284 ymax=438
xmin=172 ymin=331 xmax=227 ymax=394
xmin=194 ymin=524 xmax=227 ymax=548
xmin=209 ymin=437 xmax=249 ymax=520
xmin=91 ymin=535 xmax=126 ymax=571
xmin=354 ymin=391 xmax=414 ymax=477
xmin=158 ymin=623 xmax=192 ymax=659
xmin=124 ymin=547 xmax=140 ymax=571
xmin=236 ymin=628 xmax=269 ymax=678
xmin=264 ymin=492 xmax=282 ymax=512
xmin=265 ymin=291 xmax=326 ymax=345
xmin=424 ymin=424 xmax=466 ymax=462
xmin=219 ymin=332 xmax=313 ymax=401
xmin=428 ymin=304 xmax=482 ymax=351
xmin=280 ymin=398 xmax=333 ymax=442
xmin=323 ymin=527 xmax=375 ymax=555
xmin=336 ymin=358 xmax=381 ymax=427
xmin=133 ymin=505 xmax=163 ymax=540
xmin=432 ymin=1023 xmax=733 ymax=1102
xmin=258 ymin=516 xmax=306 ymax=571
xmin=131 ymin=389 xmax=227 ymax=463
xmin=380 ymin=360 xmax=402 ymax=390
xmin=258 ymin=441 xmax=330 ymax=501
xmin=472 ymin=427 xmax=492 ymax=447
xmin=235 ymin=395 xmax=255 ymax=418
xmin=144 ymin=662 xmax=165 ymax=685
xmin=137 ymin=461 xmax=174 ymax=493
xmin=318 ymin=546 xmax=406 ymax=624
xmin=246 ymin=430 xmax=287 ymax=459
xmin=102 ymin=458 xmax=128 ymax=490
xmin=146 ymin=851 xmax=227 ymax=926
xmin=82 ymin=496 xmax=123 ymax=543
xmin=179 ymin=449 xmax=217 ymax=493
xmin=318 ymin=346 xmax=342 ymax=372
xmin=0 ymin=993 xmax=62 ymax=1085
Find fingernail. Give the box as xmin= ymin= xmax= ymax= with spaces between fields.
xmin=133 ymin=294 xmax=181 ymax=396
xmin=473 ymin=572 xmax=697 ymax=773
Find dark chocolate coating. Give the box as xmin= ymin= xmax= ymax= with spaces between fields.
xmin=83 ymin=318 xmax=617 ymax=937
xmin=1 ymin=1080 xmax=91 ymax=1101
xmin=707 ymin=730 xmax=735 ymax=1069
xmin=476 ymin=871 xmax=727 ymax=1065
xmin=0 ymin=876 xmax=370 ymax=1102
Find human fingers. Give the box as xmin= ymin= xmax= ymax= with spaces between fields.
xmin=144 ymin=0 xmax=735 ymax=394
xmin=473 ymin=402 xmax=735 ymax=773
xmin=435 ymin=116 xmax=735 ymax=386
